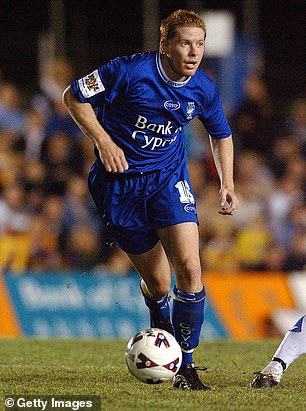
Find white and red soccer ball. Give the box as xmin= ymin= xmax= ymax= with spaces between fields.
xmin=125 ymin=328 xmax=182 ymax=384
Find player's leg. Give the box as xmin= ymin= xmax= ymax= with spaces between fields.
xmin=251 ymin=314 xmax=306 ymax=388
xmin=89 ymin=164 xmax=174 ymax=334
xmin=273 ymin=314 xmax=306 ymax=366
xmin=127 ymin=241 xmax=174 ymax=334
xmin=157 ymin=222 xmax=204 ymax=356
xmin=157 ymin=222 xmax=202 ymax=291
xmin=156 ymin=222 xmax=209 ymax=390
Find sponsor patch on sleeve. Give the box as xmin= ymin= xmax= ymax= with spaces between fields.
xmin=78 ymin=69 xmax=105 ymax=98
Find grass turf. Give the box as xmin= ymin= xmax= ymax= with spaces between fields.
xmin=0 ymin=338 xmax=305 ymax=411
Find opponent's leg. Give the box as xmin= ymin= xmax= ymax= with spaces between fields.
xmin=128 ymin=241 xmax=173 ymax=334
xmin=157 ymin=222 xmax=209 ymax=390
xmin=273 ymin=314 xmax=306 ymax=367
xmin=251 ymin=314 xmax=306 ymax=388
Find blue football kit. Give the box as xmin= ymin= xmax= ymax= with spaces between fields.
xmin=71 ymin=50 xmax=232 ymax=371
xmin=71 ymin=51 xmax=231 ymax=255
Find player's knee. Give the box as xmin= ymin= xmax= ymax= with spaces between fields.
xmin=176 ymin=257 xmax=202 ymax=289
xmin=184 ymin=257 xmax=201 ymax=278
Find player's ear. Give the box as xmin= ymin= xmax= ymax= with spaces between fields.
xmin=160 ymin=39 xmax=168 ymax=55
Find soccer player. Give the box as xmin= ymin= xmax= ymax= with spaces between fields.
xmin=251 ymin=314 xmax=306 ymax=388
xmin=63 ymin=9 xmax=238 ymax=390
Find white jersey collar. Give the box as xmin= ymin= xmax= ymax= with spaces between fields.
xmin=156 ymin=52 xmax=191 ymax=88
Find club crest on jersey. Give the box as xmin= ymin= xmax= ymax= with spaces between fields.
xmin=154 ymin=332 xmax=170 ymax=348
xmin=164 ymin=100 xmax=181 ymax=111
xmin=78 ymin=69 xmax=105 ymax=98
xmin=186 ymin=102 xmax=195 ymax=119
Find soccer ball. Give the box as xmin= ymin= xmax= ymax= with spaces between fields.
xmin=125 ymin=328 xmax=182 ymax=384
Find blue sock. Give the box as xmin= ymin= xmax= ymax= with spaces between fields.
xmin=140 ymin=285 xmax=170 ymax=325
xmin=172 ymin=286 xmax=206 ymax=367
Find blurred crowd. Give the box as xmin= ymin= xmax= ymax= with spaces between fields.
xmin=0 ymin=58 xmax=304 ymax=275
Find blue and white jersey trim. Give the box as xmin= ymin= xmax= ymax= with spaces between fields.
xmin=156 ymin=53 xmax=191 ymax=88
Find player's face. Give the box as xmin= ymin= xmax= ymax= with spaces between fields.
xmin=162 ymin=26 xmax=205 ymax=81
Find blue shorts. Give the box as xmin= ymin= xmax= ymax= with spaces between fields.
xmin=88 ymin=159 xmax=198 ymax=254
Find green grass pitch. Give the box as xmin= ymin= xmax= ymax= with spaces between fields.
xmin=0 ymin=338 xmax=305 ymax=410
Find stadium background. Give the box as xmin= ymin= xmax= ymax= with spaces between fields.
xmin=0 ymin=0 xmax=304 ymax=340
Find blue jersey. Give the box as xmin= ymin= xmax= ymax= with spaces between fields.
xmin=72 ymin=51 xmax=231 ymax=173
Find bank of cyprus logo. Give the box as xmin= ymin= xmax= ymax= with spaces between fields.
xmin=186 ymin=102 xmax=195 ymax=119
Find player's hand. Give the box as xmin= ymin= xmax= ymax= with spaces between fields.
xmin=218 ymin=188 xmax=239 ymax=215
xmin=97 ymin=139 xmax=129 ymax=173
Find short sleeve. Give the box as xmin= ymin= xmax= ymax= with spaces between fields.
xmin=71 ymin=57 xmax=129 ymax=108
xmin=198 ymin=84 xmax=231 ymax=139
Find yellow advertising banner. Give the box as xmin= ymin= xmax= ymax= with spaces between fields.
xmin=204 ymin=272 xmax=295 ymax=340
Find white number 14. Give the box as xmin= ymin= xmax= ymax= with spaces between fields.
xmin=175 ymin=180 xmax=195 ymax=204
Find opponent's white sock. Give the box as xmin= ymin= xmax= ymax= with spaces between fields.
xmin=262 ymin=315 xmax=306 ymax=381
xmin=273 ymin=315 xmax=306 ymax=368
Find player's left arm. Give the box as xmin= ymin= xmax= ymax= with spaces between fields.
xmin=209 ymin=135 xmax=239 ymax=215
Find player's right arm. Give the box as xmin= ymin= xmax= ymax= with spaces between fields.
xmin=62 ymin=85 xmax=128 ymax=173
